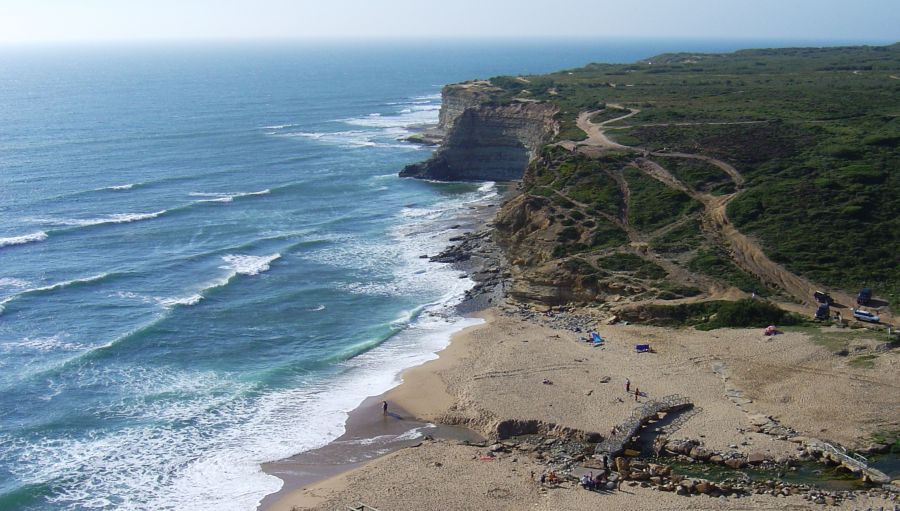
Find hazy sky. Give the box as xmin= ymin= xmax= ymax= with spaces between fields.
xmin=0 ymin=0 xmax=897 ymax=44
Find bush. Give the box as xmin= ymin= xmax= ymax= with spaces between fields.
xmin=701 ymin=299 xmax=799 ymax=329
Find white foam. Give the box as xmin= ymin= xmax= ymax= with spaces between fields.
xmin=107 ymin=184 xmax=134 ymax=191
xmin=115 ymin=290 xmax=205 ymax=309
xmin=190 ymin=189 xmax=270 ymax=203
xmin=156 ymin=294 xmax=204 ymax=308
xmin=260 ymin=124 xmax=296 ymax=130
xmin=279 ymin=130 xmax=397 ymax=149
xmin=220 ymin=253 xmax=281 ymax=276
xmin=0 ymin=231 xmax=48 ymax=248
xmin=0 ymin=311 xmax=479 ymax=511
xmin=1 ymin=335 xmax=85 ymax=353
xmin=36 ymin=211 xmax=166 ymax=227
xmin=0 ymin=277 xmax=30 ymax=289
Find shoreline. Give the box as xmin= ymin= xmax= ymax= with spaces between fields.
xmin=263 ymin=304 xmax=899 ymax=510
xmin=257 ymin=182 xmax=513 ymax=510
xmin=262 ymin=317 xmax=491 ymax=511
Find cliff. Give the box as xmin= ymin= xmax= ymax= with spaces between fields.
xmin=400 ymin=82 xmax=559 ymax=181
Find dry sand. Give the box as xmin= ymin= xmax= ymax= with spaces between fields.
xmin=268 ymin=308 xmax=899 ymax=510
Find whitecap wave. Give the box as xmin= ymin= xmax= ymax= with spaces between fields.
xmin=0 ymin=231 xmax=48 ymax=248
xmin=156 ymin=294 xmax=204 ymax=308
xmin=36 ymin=211 xmax=166 ymax=227
xmin=115 ymin=291 xmax=205 ymax=309
xmin=260 ymin=124 xmax=295 ymax=130
xmin=277 ymin=130 xmax=394 ymax=149
xmin=220 ymin=253 xmax=281 ymax=276
xmin=190 ymin=189 xmax=270 ymax=203
xmin=0 ymin=273 xmax=112 ymax=314
xmin=106 ymin=184 xmax=134 ymax=191
xmin=0 ymin=313 xmax=482 ymax=511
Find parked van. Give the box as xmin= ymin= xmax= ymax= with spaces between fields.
xmin=852 ymin=309 xmax=880 ymax=323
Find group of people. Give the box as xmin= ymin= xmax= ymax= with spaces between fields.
xmin=579 ymin=471 xmax=610 ymax=491
xmin=535 ymin=470 xmax=559 ymax=485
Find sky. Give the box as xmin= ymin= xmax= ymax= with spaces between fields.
xmin=0 ymin=0 xmax=897 ymax=44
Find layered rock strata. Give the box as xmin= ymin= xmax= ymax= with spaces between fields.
xmin=400 ymin=82 xmax=558 ymax=181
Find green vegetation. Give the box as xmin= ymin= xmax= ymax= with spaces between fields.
xmin=485 ymin=44 xmax=900 ymax=309
xmin=626 ymin=299 xmax=800 ymax=329
xmin=689 ymin=248 xmax=770 ymax=296
xmin=655 ymin=282 xmax=704 ymax=300
xmin=649 ymin=218 xmax=704 ymax=253
xmin=870 ymin=431 xmax=900 ymax=454
xmin=624 ymin=168 xmax=701 ymax=231
xmin=597 ymin=253 xmax=667 ymax=279
xmin=779 ymin=325 xmax=885 ymax=353
xmin=654 ymin=156 xmax=736 ymax=195
xmin=848 ymin=354 xmax=878 ymax=369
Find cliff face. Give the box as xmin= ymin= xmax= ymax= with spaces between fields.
xmin=401 ymin=83 xmax=559 ymax=181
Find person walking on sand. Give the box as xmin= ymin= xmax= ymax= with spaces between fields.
xmin=625 ymin=378 xmax=630 ymax=392
xmin=382 ymin=400 xmax=388 ymax=415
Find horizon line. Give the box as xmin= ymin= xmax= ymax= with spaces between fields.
xmin=0 ymin=35 xmax=897 ymax=47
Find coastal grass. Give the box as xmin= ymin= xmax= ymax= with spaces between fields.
xmin=688 ymin=248 xmax=771 ymax=296
xmin=848 ymin=354 xmax=878 ymax=369
xmin=653 ymin=156 xmax=736 ymax=195
xmin=485 ymin=44 xmax=900 ymax=310
xmin=624 ymin=168 xmax=701 ymax=231
xmin=624 ymin=299 xmax=800 ymax=329
xmin=649 ymin=218 xmax=704 ymax=254
xmin=597 ymin=253 xmax=667 ymax=280
xmin=785 ymin=326 xmax=883 ymax=353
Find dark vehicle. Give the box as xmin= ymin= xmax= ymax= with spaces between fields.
xmin=814 ymin=303 xmax=830 ymax=320
xmin=857 ymin=288 xmax=872 ymax=306
xmin=813 ymin=291 xmax=833 ymax=305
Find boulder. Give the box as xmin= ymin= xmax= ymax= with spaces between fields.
xmin=725 ymin=458 xmax=747 ymax=469
xmin=689 ymin=446 xmax=713 ymax=461
xmin=747 ymin=452 xmax=768 ymax=464
xmin=696 ymin=481 xmax=714 ymax=494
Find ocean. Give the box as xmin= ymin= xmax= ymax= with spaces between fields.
xmin=0 ymin=39 xmax=815 ymax=511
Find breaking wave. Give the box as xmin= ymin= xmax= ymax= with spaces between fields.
xmin=0 ymin=231 xmax=48 ymax=248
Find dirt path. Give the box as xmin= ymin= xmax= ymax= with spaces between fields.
xmin=552 ymin=182 xmax=726 ymax=298
xmin=574 ymin=106 xmax=640 ymax=151
xmin=650 ymin=151 xmax=746 ymax=187
xmin=634 ymin=157 xmax=871 ymax=315
xmin=562 ymin=109 xmax=893 ymax=324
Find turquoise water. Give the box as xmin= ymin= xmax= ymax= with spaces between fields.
xmin=0 ymin=39 xmax=821 ymax=511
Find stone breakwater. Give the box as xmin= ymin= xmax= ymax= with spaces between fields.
xmin=400 ymin=82 xmax=558 ymax=181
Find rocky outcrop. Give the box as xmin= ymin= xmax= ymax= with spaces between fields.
xmin=400 ymin=82 xmax=558 ymax=181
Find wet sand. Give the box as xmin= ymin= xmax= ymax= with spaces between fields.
xmin=259 ymin=396 xmax=482 ymax=510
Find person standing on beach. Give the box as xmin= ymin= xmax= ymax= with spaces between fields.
xmin=625 ymin=378 xmax=630 ymax=392
xmin=634 ymin=387 xmax=639 ymax=401
xmin=382 ymin=400 xmax=388 ymax=415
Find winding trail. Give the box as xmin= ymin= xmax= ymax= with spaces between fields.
xmin=569 ymin=108 xmax=892 ymax=322
xmin=574 ymin=105 xmax=640 ymax=151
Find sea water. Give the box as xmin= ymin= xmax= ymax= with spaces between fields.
xmin=0 ymin=39 xmax=803 ymax=510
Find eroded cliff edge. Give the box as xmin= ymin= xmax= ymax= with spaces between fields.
xmin=400 ymin=81 xmax=559 ymax=181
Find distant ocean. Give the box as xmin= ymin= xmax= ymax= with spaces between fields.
xmin=0 ymin=39 xmax=836 ymax=510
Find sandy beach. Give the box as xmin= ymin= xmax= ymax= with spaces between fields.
xmin=266 ymin=306 xmax=899 ymax=510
